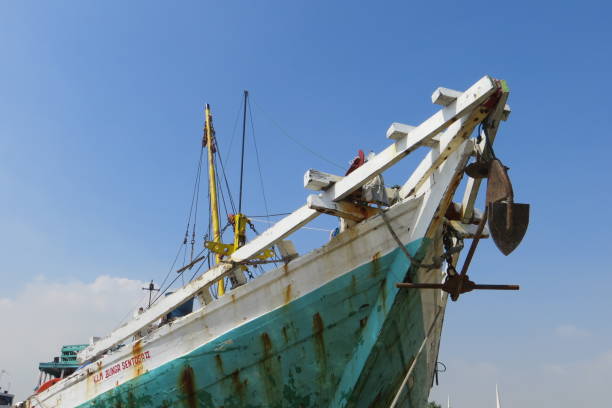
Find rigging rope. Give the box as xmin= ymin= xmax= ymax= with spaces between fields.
xmin=249 ymin=217 xmax=333 ymax=232
xmin=214 ymin=140 xmax=238 ymax=215
xmin=150 ymin=240 xmax=185 ymax=306
xmin=224 ymin=96 xmax=246 ymax=165
xmin=251 ymin=98 xmax=345 ymax=171
xmin=182 ymin=148 xmax=205 ymax=262
xmin=247 ymin=212 xmax=292 ymax=217
xmin=248 ymin=97 xmax=272 ymax=222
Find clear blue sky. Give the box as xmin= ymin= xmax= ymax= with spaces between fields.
xmin=1 ymin=1 xmax=611 ymax=406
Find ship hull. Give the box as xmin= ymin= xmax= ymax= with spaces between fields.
xmin=28 ymin=196 xmax=447 ymax=408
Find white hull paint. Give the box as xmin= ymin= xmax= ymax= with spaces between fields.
xmin=28 ymin=194 xmax=449 ymax=407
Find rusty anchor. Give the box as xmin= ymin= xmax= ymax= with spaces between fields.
xmin=396 ymin=203 xmax=519 ymax=301
xmin=485 ymin=158 xmax=530 ymax=256
xmin=396 ymin=114 xmax=528 ymax=300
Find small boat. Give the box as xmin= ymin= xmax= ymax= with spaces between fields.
xmin=21 ymin=75 xmax=528 ymax=407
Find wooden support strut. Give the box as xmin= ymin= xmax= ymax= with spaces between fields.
xmin=461 ymin=81 xmax=510 ymax=223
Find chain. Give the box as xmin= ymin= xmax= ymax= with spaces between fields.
xmin=379 ymin=207 xmax=465 ymax=275
xmin=440 ymin=222 xmax=464 ymax=276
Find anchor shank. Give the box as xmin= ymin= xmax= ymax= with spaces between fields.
xmin=459 ymin=207 xmax=489 ymax=276
xmin=396 ymin=283 xmax=445 ymax=289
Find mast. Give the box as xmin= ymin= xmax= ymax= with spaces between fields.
xmin=204 ymin=104 xmax=225 ymax=296
xmin=238 ymin=90 xmax=248 ymax=214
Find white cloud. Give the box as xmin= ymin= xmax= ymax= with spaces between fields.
xmin=0 ymin=275 xmax=146 ymax=402
xmin=554 ymin=324 xmax=591 ymax=339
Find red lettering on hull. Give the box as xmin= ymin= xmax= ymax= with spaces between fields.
xmin=92 ymin=350 xmax=152 ymax=383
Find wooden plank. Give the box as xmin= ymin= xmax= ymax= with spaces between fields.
xmin=399 ymin=119 xmax=464 ymax=199
xmin=387 ymin=122 xmax=439 ymax=147
xmin=78 ymin=263 xmax=234 ymax=362
xmin=502 ymin=104 xmax=511 ymax=121
xmin=307 ymin=194 xmax=377 ymax=221
xmin=386 ymin=122 xmax=415 ymax=140
xmin=402 ymin=106 xmax=490 ymax=197
xmin=460 ymin=85 xmax=510 ymax=222
xmin=230 ymin=205 xmax=319 ymax=263
xmin=410 ymin=139 xmax=475 ymax=241
xmin=325 ymin=75 xmax=498 ymax=203
xmin=449 ymin=220 xmax=490 ymax=238
xmin=431 ymin=87 xmax=462 ymax=106
xmin=303 ymin=169 xmax=342 ymax=191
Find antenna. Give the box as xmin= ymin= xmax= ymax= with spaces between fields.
xmin=142 ymin=280 xmax=160 ymax=308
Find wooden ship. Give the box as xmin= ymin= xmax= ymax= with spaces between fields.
xmin=22 ymin=75 xmax=528 ymax=408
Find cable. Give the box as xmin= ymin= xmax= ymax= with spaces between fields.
xmin=151 ymin=252 xmax=209 ymax=306
xmin=249 ymin=217 xmax=333 ymax=232
xmin=224 ymin=96 xmax=245 ymax=165
xmin=113 ymin=291 xmax=149 ymax=330
xmin=214 ymin=141 xmax=238 ymax=215
xmin=248 ymin=98 xmax=272 ymax=222
xmin=247 ymin=212 xmax=292 ymax=218
xmin=154 ymin=240 xmax=187 ymax=303
xmin=247 ymin=101 xmax=282 ymax=269
xmin=251 ymin=98 xmax=345 ymax=171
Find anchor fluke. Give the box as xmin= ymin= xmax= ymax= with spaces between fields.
xmin=488 ymin=201 xmax=530 ymax=255
xmin=485 ymin=159 xmax=530 ymax=255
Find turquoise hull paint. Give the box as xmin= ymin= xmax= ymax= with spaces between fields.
xmin=79 ymin=238 xmax=433 ymax=408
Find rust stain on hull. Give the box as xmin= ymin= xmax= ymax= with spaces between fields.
xmin=371 ymin=251 xmax=382 ymax=278
xmin=380 ymin=278 xmax=388 ymax=311
xmin=230 ymin=370 xmax=247 ymax=401
xmin=131 ymin=340 xmax=144 ymax=377
xmin=284 ymin=284 xmax=292 ymax=304
xmin=312 ymin=312 xmax=328 ymax=386
xmin=214 ymin=354 xmax=225 ymax=376
xmin=259 ymin=332 xmax=278 ymax=404
xmin=179 ymin=364 xmax=197 ymax=408
xmin=281 ymin=325 xmax=290 ymax=344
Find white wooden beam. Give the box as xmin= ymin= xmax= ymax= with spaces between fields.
xmin=449 ymin=220 xmax=489 ymax=238
xmin=304 ymin=169 xmax=342 ymax=191
xmin=78 ymin=263 xmax=234 ymax=362
xmin=398 ymin=104 xmax=489 ymax=199
xmin=387 ymin=122 xmax=439 ymax=147
xmin=326 ymin=75 xmax=498 ymax=203
xmin=502 ymin=104 xmax=511 ymax=121
xmin=431 ymin=87 xmax=463 ymax=106
xmin=230 ymin=205 xmax=319 ymax=263
xmin=411 ymin=139 xmax=475 ymax=241
xmin=386 ymin=122 xmax=415 ymax=140
xmin=307 ymin=194 xmax=377 ymax=221
xmin=461 ymin=85 xmax=510 ymax=222
xmin=399 ymin=119 xmax=464 ymax=199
